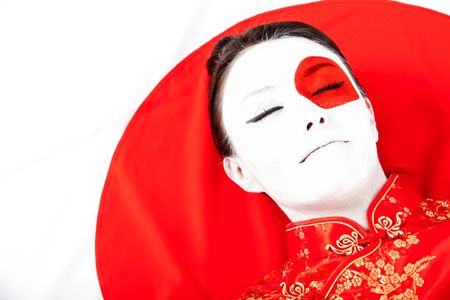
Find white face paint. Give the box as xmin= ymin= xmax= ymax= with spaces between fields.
xmin=221 ymin=37 xmax=381 ymax=217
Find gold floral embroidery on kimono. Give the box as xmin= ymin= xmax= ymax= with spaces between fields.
xmin=239 ymin=174 xmax=450 ymax=300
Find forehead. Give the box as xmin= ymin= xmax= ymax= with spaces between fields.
xmin=223 ymin=37 xmax=347 ymax=95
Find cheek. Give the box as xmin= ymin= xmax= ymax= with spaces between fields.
xmin=331 ymin=103 xmax=377 ymax=146
xmin=236 ymin=129 xmax=294 ymax=168
xmin=295 ymin=56 xmax=359 ymax=109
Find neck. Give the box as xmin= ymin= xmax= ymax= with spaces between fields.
xmin=282 ymin=163 xmax=387 ymax=230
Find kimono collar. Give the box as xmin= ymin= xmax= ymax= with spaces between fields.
xmin=285 ymin=173 xmax=423 ymax=261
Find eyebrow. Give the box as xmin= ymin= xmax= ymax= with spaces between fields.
xmin=302 ymin=62 xmax=335 ymax=77
xmin=242 ymin=85 xmax=276 ymax=103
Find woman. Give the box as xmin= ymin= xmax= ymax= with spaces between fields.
xmin=207 ymin=22 xmax=450 ymax=299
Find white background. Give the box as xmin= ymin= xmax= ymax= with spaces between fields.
xmin=0 ymin=1 xmax=448 ymax=299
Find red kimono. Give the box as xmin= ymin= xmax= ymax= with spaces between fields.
xmin=240 ymin=173 xmax=450 ymax=299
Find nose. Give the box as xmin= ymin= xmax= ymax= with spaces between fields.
xmin=306 ymin=115 xmax=327 ymax=131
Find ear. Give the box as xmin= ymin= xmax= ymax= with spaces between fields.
xmin=223 ymin=156 xmax=264 ymax=193
xmin=364 ymin=97 xmax=379 ymax=142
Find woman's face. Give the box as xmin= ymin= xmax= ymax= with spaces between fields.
xmin=221 ymin=37 xmax=380 ymax=211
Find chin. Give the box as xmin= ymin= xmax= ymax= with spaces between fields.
xmin=264 ymin=150 xmax=381 ymax=209
xmin=303 ymin=158 xmax=377 ymax=200
xmin=331 ymin=160 xmax=379 ymax=196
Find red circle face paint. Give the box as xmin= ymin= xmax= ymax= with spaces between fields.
xmin=294 ymin=56 xmax=359 ymax=109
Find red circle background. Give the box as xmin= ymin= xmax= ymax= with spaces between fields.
xmin=96 ymin=1 xmax=450 ymax=299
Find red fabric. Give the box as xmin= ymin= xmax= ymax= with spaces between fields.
xmin=239 ymin=173 xmax=450 ymax=299
xmin=95 ymin=1 xmax=450 ymax=299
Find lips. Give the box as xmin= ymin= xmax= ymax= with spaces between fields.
xmin=299 ymin=140 xmax=350 ymax=164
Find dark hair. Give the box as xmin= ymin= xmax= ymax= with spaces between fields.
xmin=207 ymin=21 xmax=366 ymax=158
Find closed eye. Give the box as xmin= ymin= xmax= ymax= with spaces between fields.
xmin=312 ymin=81 xmax=344 ymax=96
xmin=246 ymin=105 xmax=284 ymax=123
